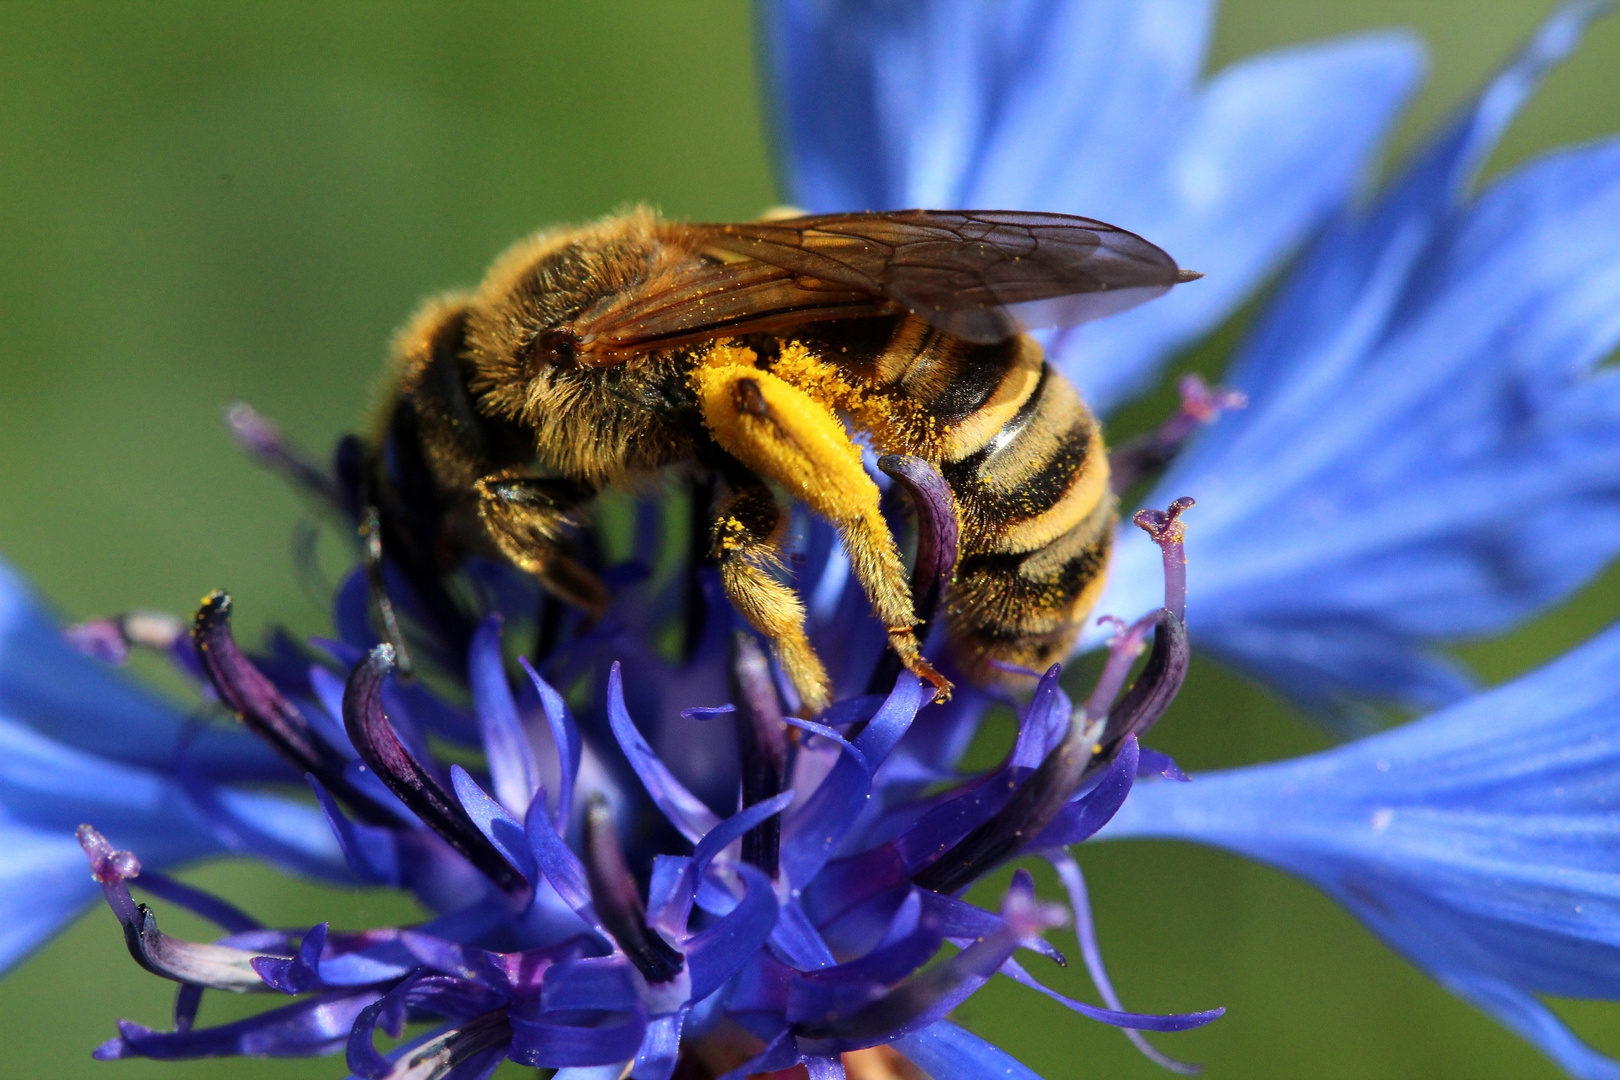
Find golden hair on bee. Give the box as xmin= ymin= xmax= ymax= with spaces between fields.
xmin=363 ymin=206 xmax=1197 ymax=713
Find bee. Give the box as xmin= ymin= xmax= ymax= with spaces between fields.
xmin=368 ymin=208 xmax=1196 ymax=714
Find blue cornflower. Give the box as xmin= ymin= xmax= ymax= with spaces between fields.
xmin=1095 ymin=0 xmax=1620 ymax=717
xmin=0 ymin=1 xmax=1617 ymax=1078
xmin=70 ymin=451 xmax=1222 ymax=1077
xmin=1103 ymin=619 xmax=1620 ymax=1080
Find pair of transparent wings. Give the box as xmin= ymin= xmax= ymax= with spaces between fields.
xmin=574 ymin=210 xmax=1199 ymax=363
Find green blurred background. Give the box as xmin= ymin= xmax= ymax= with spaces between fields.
xmin=1 ymin=2 xmax=1618 ymax=1077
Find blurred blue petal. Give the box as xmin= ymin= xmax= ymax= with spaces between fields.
xmin=1102 ymin=619 xmax=1620 ymax=1079
xmin=762 ymin=0 xmax=1422 ymax=411
xmin=894 ymin=1020 xmax=1044 ymax=1080
xmin=0 ymin=560 xmax=279 ymax=778
xmin=0 ymin=826 xmax=204 ymax=975
xmin=0 ymin=559 xmax=346 ymax=971
xmin=1099 ymin=1 xmax=1620 ymax=712
xmin=0 ymin=733 xmax=218 ymax=972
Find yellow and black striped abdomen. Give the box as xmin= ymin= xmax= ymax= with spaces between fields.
xmin=864 ymin=317 xmax=1116 ymax=685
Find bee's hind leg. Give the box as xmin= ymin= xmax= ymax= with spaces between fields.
xmin=475 ymin=473 xmax=610 ymax=618
xmin=710 ymin=482 xmax=832 ymax=716
xmin=692 ymin=354 xmax=952 ymax=704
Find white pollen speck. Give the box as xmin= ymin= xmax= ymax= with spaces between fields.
xmin=1375 ymin=759 xmax=1390 ymax=772
xmin=1371 ymin=808 xmax=1395 ymax=831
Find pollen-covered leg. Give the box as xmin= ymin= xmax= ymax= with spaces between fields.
xmin=474 ymin=472 xmax=608 ymax=617
xmin=711 ymin=483 xmax=831 ymax=716
xmin=692 ymin=349 xmax=952 ymax=703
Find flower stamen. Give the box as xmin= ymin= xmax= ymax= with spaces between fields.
xmin=1108 ymin=376 xmax=1245 ymax=494
xmin=225 ymin=401 xmax=346 ymax=511
xmin=731 ymin=632 xmax=790 ymax=876
xmin=913 ymin=499 xmax=1198 ymax=896
xmin=583 ymin=797 xmax=685 ymax=984
xmin=342 ymin=644 xmax=528 ymax=894
xmin=866 ymin=455 xmax=960 ymax=696
xmin=192 ymin=592 xmax=396 ymax=825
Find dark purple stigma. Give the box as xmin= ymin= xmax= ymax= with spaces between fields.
xmin=1107 ymin=375 xmax=1246 ymax=494
xmin=913 ymin=498 xmax=1198 ymax=896
xmin=342 ymin=644 xmax=528 ymax=895
xmin=911 ymin=673 xmax=1096 ymax=896
xmin=730 ymin=633 xmax=789 ymax=877
xmin=76 ymin=826 xmax=274 ymax=992
xmin=582 ymin=798 xmax=685 ymax=984
xmin=877 ymin=454 xmax=959 ymax=632
xmin=225 ymin=402 xmax=347 ymax=511
xmin=867 ymin=454 xmax=960 ymax=695
xmin=192 ymin=592 xmax=395 ymax=826
xmin=1133 ymin=496 xmax=1193 ymax=624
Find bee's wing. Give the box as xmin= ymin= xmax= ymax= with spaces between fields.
xmin=574 ymin=210 xmax=1195 ymax=360
xmin=575 ymin=259 xmax=901 ymax=361
xmin=679 ymin=210 xmax=1197 ymax=343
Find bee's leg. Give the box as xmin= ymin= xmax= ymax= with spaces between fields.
xmin=710 ymin=482 xmax=831 ymax=716
xmin=692 ymin=356 xmax=952 ymax=703
xmin=474 ymin=473 xmax=610 ymax=617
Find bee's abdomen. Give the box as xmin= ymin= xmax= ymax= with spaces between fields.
xmin=946 ymin=497 xmax=1113 ymax=680
xmin=875 ymin=320 xmax=1114 ymax=683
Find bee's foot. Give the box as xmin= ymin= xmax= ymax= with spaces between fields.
xmin=886 ymin=627 xmax=953 ymax=704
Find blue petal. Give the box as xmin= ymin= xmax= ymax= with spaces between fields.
xmin=451 ymin=765 xmax=538 ymax=884
xmin=96 ymin=987 xmax=379 ymax=1060
xmin=181 ymin=768 xmax=350 ymax=883
xmin=508 ymin=1005 xmax=649 ymax=1069
xmin=1030 ymin=735 xmax=1139 ymax=848
xmin=0 ymin=827 xmax=151 ymax=974
xmin=765 ymin=0 xmax=1215 ymax=211
xmin=523 ymin=657 xmax=580 ymax=836
xmin=1045 ymin=29 xmax=1424 ymax=412
xmin=854 ymin=674 xmax=926 ymax=766
xmin=605 ymin=664 xmax=719 ymax=844
xmin=648 ymin=792 xmax=795 ymax=934
xmin=0 ymin=560 xmax=277 ymax=779
xmin=1009 ymin=667 xmax=1068 ymax=770
xmin=308 ymin=776 xmax=401 ymax=887
xmin=1101 ymin=619 xmax=1620 ymax=1078
xmin=631 ymin=1010 xmax=686 ymax=1080
xmin=525 ymin=785 xmax=596 ymax=923
xmin=1099 ymin=2 xmax=1620 ymax=713
xmin=780 ymin=677 xmax=915 ymax=886
xmin=1000 ymin=956 xmax=1224 ymax=1033
xmin=544 ymin=957 xmax=640 ymax=1012
xmin=469 ymin=616 xmax=540 ymax=816
xmin=920 ymin=890 xmax=1064 ymax=966
xmin=554 ymin=1067 xmax=633 ymax=1080
xmin=762 ymin=0 xmax=1422 ymax=412
xmin=0 ymin=712 xmax=213 ymax=842
xmin=0 ymin=710 xmax=323 ymax=971
xmin=771 ymin=897 xmax=840 ymax=971
xmin=686 ymin=863 xmax=780 ymax=1001
xmin=894 ymin=1020 xmax=1045 ymax=1080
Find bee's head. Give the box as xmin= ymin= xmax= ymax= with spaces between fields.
xmin=466 ymin=209 xmax=665 ymax=386
xmin=459 ymin=209 xmax=694 ymax=480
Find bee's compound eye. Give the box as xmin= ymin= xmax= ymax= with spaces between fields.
xmin=526 ymin=328 xmax=579 ymax=371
